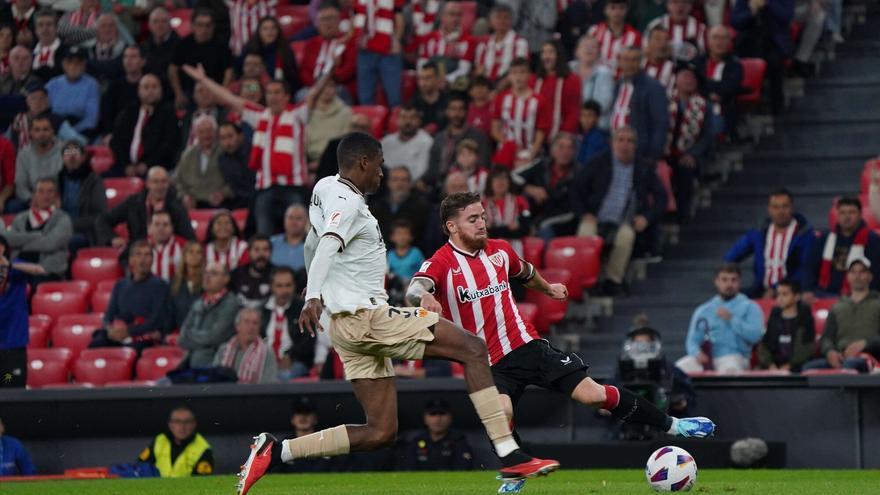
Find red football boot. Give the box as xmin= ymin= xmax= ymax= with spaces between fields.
xmin=236 ymin=433 xmax=279 ymax=495
xmin=498 ymin=456 xmax=560 ymax=479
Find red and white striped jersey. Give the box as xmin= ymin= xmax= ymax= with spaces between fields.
xmin=645 ymin=15 xmax=706 ymax=55
xmin=228 ymin=0 xmax=277 ymax=56
xmin=484 ymin=194 xmax=531 ymax=257
xmin=475 ymin=31 xmax=529 ymax=81
xmin=610 ymin=81 xmax=634 ymax=130
xmin=151 ymin=236 xmax=186 ymax=281
xmin=353 ymin=0 xmax=404 ymax=55
xmin=414 ymin=239 xmax=538 ymax=365
xmin=493 ymin=90 xmax=549 ymax=152
xmin=412 ymin=0 xmax=440 ymax=39
xmin=763 ymin=221 xmax=798 ymax=288
xmin=530 ymin=73 xmax=582 ymax=138
xmin=418 ymin=29 xmax=475 ymax=65
xmin=587 ymin=23 xmax=641 ymax=74
xmin=241 ymin=102 xmax=310 ymax=189
xmin=206 ymin=238 xmax=250 ymax=269
xmin=644 ymin=58 xmax=676 ymax=97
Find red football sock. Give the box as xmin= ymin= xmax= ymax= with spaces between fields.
xmin=602 ymin=385 xmax=620 ymax=410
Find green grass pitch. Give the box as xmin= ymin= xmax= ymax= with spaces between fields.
xmin=2 ymin=470 xmax=878 ymax=494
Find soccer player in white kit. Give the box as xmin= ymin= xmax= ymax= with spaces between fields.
xmin=236 ymin=132 xmax=559 ymax=495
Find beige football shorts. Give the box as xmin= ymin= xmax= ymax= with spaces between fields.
xmin=329 ymin=306 xmax=439 ymax=380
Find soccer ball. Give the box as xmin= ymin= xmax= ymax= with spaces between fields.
xmin=645 ymin=446 xmax=697 ymax=492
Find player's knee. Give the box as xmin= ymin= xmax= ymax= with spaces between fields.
xmin=463 ymin=333 xmax=488 ymax=362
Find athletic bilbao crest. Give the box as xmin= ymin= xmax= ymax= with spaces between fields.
xmin=488 ymin=253 xmax=504 ymax=267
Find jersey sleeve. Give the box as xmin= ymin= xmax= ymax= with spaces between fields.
xmin=497 ymin=240 xmax=526 ymax=279
xmin=319 ymin=195 xmax=362 ymax=249
xmin=412 ymin=254 xmax=449 ymax=291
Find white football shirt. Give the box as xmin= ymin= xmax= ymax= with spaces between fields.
xmin=307 ymin=174 xmax=388 ymax=314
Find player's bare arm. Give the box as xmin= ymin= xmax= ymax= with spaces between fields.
xmin=521 ymin=265 xmax=568 ymax=300
xmin=406 ymin=277 xmax=442 ymax=312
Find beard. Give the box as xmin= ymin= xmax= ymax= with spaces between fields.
xmin=459 ymin=232 xmax=488 ymax=252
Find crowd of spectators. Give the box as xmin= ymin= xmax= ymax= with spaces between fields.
xmin=0 ymin=0 xmax=862 ymax=393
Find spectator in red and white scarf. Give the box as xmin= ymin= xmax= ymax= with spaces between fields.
xmin=353 ymin=0 xmax=406 ymax=106
xmin=213 ymin=307 xmax=278 ymax=383
xmin=693 ymin=25 xmax=743 ymax=136
xmin=4 ymin=177 xmax=72 ymax=281
xmin=228 ymin=0 xmax=277 ymax=57
xmin=260 ymin=266 xmax=313 ymax=380
xmin=0 ymin=0 xmax=37 ymax=44
xmin=58 ymin=0 xmax=101 ymax=46
xmin=205 ymin=210 xmax=249 ymax=270
xmin=803 ymin=197 xmax=880 ymax=301
xmin=298 ymin=1 xmax=357 ymax=103
xmin=31 ymin=8 xmax=67 ymax=81
xmin=148 ymin=210 xmax=187 ymax=282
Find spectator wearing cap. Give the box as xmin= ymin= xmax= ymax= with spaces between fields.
xmin=90 ymin=240 xmax=171 ymax=351
xmin=665 ymin=62 xmax=713 ymax=222
xmin=101 ymin=45 xmax=145 ymax=136
xmin=174 ymin=115 xmax=232 ymax=210
xmin=13 ymin=114 xmax=62 ymax=211
xmin=676 ymin=263 xmax=765 ymax=375
xmin=693 ymin=26 xmax=744 ymax=136
xmin=802 ymin=257 xmax=880 ymax=373
xmin=109 ymin=73 xmax=180 ymax=178
xmin=381 ymin=105 xmax=434 ymax=186
xmin=427 ymin=93 xmax=492 ymax=187
xmin=802 ymin=198 xmax=880 ymax=301
xmin=399 ymin=399 xmax=474 ymax=471
xmin=57 ymin=140 xmax=106 ymax=249
xmin=724 ymin=189 xmax=814 ymax=298
xmin=0 ymin=235 xmax=47 ymax=389
xmin=8 ymin=84 xmax=57 ymax=154
xmin=4 ymin=177 xmax=72 ymax=283
xmin=31 ymin=8 xmax=66 ymax=81
xmin=44 ymin=46 xmax=100 ymax=141
xmin=278 ymin=398 xmax=332 ymax=473
xmin=213 ymin=307 xmax=278 ymax=384
xmin=260 ymin=266 xmax=314 ymax=380
xmin=178 ymin=262 xmax=239 ymax=369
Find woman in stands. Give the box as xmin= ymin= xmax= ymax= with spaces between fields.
xmin=205 ymin=210 xmax=248 ymax=270
xmin=482 ymin=166 xmax=531 ymax=258
xmin=240 ymin=17 xmax=300 ymax=93
xmin=171 ymin=241 xmax=206 ymax=328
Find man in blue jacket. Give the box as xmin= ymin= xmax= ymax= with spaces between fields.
xmin=611 ymin=46 xmax=669 ymax=162
xmin=676 ymin=263 xmax=765 ymax=374
xmin=0 ymin=417 xmax=36 ymax=476
xmin=724 ymin=189 xmax=814 ymax=298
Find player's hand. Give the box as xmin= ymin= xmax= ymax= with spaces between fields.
xmin=546 ymin=283 xmax=568 ymax=300
xmin=843 ymin=339 xmax=866 ymax=358
xmin=420 ymin=294 xmax=442 ymax=313
xmin=716 ymin=307 xmax=732 ymax=321
xmin=298 ymin=298 xmax=325 ymax=337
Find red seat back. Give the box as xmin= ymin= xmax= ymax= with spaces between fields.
xmin=189 ymin=209 xmax=219 ymax=243
xmin=27 ymin=348 xmax=73 ymax=388
xmin=811 ymin=298 xmax=838 ymax=339
xmin=291 ymin=40 xmax=308 ymax=66
xmin=351 ymin=106 xmax=388 ymax=138
xmin=85 ymin=145 xmax=114 ymax=175
xmin=73 ymin=348 xmax=137 ymax=385
xmin=71 ymin=255 xmax=123 ymax=286
xmin=104 ymin=177 xmax=144 ymax=210
xmin=169 ymin=8 xmax=192 ymax=37
xmin=522 ymin=237 xmax=545 ymax=268
xmin=386 ymin=106 xmax=402 ymax=134
xmin=525 ymin=268 xmax=571 ymax=334
xmin=37 ymin=280 xmax=93 ymax=299
xmin=277 ymin=4 xmax=310 ymax=38
xmin=28 ymin=315 xmax=53 ymax=349
xmin=1 ymin=213 xmax=15 ymax=229
xmin=136 ymin=346 xmax=186 ymax=380
xmin=737 ymin=58 xmax=767 ymax=109
xmin=402 ymin=69 xmax=418 ymax=103
xmin=459 ymin=1 xmax=477 ymax=33
xmin=231 ymin=208 xmax=248 ymax=233
xmin=544 ymin=236 xmax=603 ymax=297
xmin=754 ymin=298 xmax=775 ymax=324
xmin=52 ymin=314 xmax=105 ymax=359
xmin=32 ymin=291 xmax=88 ymax=321
xmin=91 ymin=280 xmax=117 ymax=313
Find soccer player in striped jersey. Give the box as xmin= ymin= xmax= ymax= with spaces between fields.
xmin=407 ymin=193 xmax=715 ymax=492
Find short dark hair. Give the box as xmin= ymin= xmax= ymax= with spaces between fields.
xmin=248 ymin=234 xmax=272 ymax=250
xmin=35 ymin=177 xmax=57 ymax=190
xmin=769 ymin=188 xmax=793 ymax=202
xmin=337 ymin=131 xmax=382 ymax=171
xmin=129 ymin=239 xmax=153 ymax=256
xmin=266 ymin=78 xmax=291 ymax=95
xmin=30 ymin=115 xmax=53 ymax=130
xmin=470 ymin=75 xmax=492 ymax=89
xmin=317 ymin=0 xmax=341 ymax=12
xmin=270 ymin=265 xmax=295 ymax=283
xmin=777 ymin=279 xmax=801 ymax=294
xmin=420 ymin=60 xmax=439 ymax=74
xmin=169 ymin=405 xmax=195 ymax=420
xmin=440 ymin=192 xmax=482 ymax=235
xmin=509 ymin=57 xmax=530 ymax=71
xmin=716 ymin=263 xmax=741 ymax=277
xmin=447 ymin=93 xmax=469 ymax=108
xmin=219 ymin=121 xmax=243 ymax=134
xmin=582 ymin=99 xmax=602 ymax=116
xmin=390 ymin=219 xmax=413 ymax=234
xmin=149 ymin=210 xmax=172 ymax=222
xmin=124 ymin=44 xmax=145 ymax=58
xmin=607 ymin=0 xmax=630 ymax=5
xmin=837 ymin=196 xmax=862 ymax=211
xmin=192 ymin=9 xmax=214 ymax=23
xmin=34 ymin=8 xmax=57 ymax=23
xmin=648 ymin=25 xmax=669 ymax=38
xmin=490 ymin=4 xmax=514 ymax=15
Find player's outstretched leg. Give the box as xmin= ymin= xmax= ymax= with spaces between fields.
xmin=237 ymin=377 xmax=398 ymax=495
xmin=570 ymin=377 xmax=716 ymax=438
xmin=423 ymin=319 xmax=560 ymax=479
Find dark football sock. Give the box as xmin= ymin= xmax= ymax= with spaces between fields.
xmin=603 ymin=385 xmax=673 ymax=432
xmin=500 ymin=449 xmax=532 ymax=468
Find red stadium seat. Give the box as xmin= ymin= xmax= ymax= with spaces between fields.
xmin=73 ymin=348 xmax=137 ymax=385
xmin=860 ymin=159 xmax=880 ymax=195
xmin=754 ymin=298 xmax=775 ymax=323
xmin=801 ymin=368 xmax=858 ymax=376
xmin=37 ymin=280 xmax=93 ymax=299
xmin=736 ymin=58 xmax=766 ymax=112
xmin=811 ymin=298 xmax=837 ymax=339
xmin=402 ymin=70 xmax=418 ymax=103
xmin=27 ymin=348 xmax=73 ymax=388
xmin=544 ymin=236 xmax=603 ymax=299
xmin=136 ymin=346 xmax=186 ymax=380
xmin=104 ymin=177 xmax=144 ymax=210
xmin=91 ymin=280 xmax=117 ymax=313
xmin=459 ymin=1 xmax=477 ymax=33
xmin=522 ymin=237 xmax=545 ymax=268
xmin=291 ymin=40 xmax=307 ymax=66
xmin=351 ymin=106 xmax=388 ymax=139
xmin=525 ymin=268 xmax=571 ymax=334
xmin=278 ymin=5 xmax=311 ymax=38
xmin=32 ymin=291 xmax=88 ymax=321
xmin=105 ymin=380 xmax=158 ymax=387
xmin=71 ymin=255 xmax=123 ymax=286
xmin=28 ymin=315 xmax=53 ymax=349
xmin=169 ymin=8 xmax=192 ymax=37
xmin=231 ymin=208 xmax=248 ymax=233
xmin=515 ymin=302 xmax=538 ymax=327
xmin=52 ymin=314 xmax=105 ymax=359
xmin=85 ymin=145 xmax=114 ymax=175
xmin=189 ymin=209 xmax=219 ymax=242
xmin=385 ymin=106 xmax=402 ymax=135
